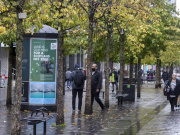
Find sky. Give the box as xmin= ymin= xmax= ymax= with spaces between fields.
xmin=177 ymin=0 xmax=180 ymax=11
xmin=169 ymin=0 xmax=180 ymax=14
xmin=176 ymin=0 xmax=180 ymax=17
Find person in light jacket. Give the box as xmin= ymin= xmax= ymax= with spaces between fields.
xmin=66 ymin=68 xmax=72 ymax=89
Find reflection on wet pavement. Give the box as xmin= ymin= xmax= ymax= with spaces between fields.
xmin=0 ymin=83 xmax=170 ymax=135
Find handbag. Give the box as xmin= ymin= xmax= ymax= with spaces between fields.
xmin=164 ymin=90 xmax=167 ymax=96
xmin=164 ymin=88 xmax=170 ymax=96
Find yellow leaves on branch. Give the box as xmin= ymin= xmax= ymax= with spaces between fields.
xmin=0 ymin=26 xmax=6 ymax=35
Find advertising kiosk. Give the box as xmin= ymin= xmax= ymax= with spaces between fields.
xmin=21 ymin=25 xmax=58 ymax=111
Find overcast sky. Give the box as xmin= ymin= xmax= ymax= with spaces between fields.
xmin=176 ymin=0 xmax=180 ymax=17
xmin=177 ymin=0 xmax=180 ymax=11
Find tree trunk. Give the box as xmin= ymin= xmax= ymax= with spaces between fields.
xmin=56 ymin=22 xmax=64 ymax=124
xmin=63 ymin=57 xmax=66 ymax=95
xmin=137 ymin=58 xmax=141 ymax=98
xmin=105 ymin=25 xmax=111 ymax=108
xmin=168 ymin=63 xmax=170 ymax=73
xmin=84 ymin=14 xmax=93 ymax=114
xmin=169 ymin=63 xmax=173 ymax=80
xmin=6 ymin=44 xmax=13 ymax=106
xmin=11 ymin=6 xmax=24 ymax=135
xmin=129 ymin=57 xmax=133 ymax=84
xmin=0 ymin=42 xmax=2 ymax=76
xmin=135 ymin=64 xmax=137 ymax=79
xmin=155 ymin=58 xmax=161 ymax=88
xmin=109 ymin=58 xmax=113 ymax=72
xmin=119 ymin=34 xmax=125 ymax=93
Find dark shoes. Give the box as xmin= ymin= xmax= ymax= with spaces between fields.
xmin=72 ymin=110 xmax=75 ymax=115
xmin=78 ymin=110 xmax=82 ymax=114
xmin=101 ymin=108 xmax=105 ymax=113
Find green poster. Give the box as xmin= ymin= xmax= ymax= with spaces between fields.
xmin=30 ymin=39 xmax=57 ymax=82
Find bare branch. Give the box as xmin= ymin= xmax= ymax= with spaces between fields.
xmin=94 ymin=8 xmax=107 ymax=22
xmin=115 ymin=21 xmax=122 ymax=35
xmin=65 ymin=25 xmax=79 ymax=31
xmin=0 ymin=9 xmax=16 ymax=16
xmin=94 ymin=0 xmax=104 ymax=9
xmin=77 ymin=0 xmax=88 ymax=15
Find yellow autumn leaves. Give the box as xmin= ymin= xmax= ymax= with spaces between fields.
xmin=0 ymin=26 xmax=6 ymax=35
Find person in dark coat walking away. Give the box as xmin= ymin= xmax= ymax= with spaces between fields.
xmin=162 ymin=69 xmax=169 ymax=91
xmin=162 ymin=69 xmax=169 ymax=82
xmin=71 ymin=64 xmax=86 ymax=113
xmin=91 ymin=64 xmax=105 ymax=112
xmin=66 ymin=68 xmax=72 ymax=89
xmin=166 ymin=74 xmax=180 ymax=111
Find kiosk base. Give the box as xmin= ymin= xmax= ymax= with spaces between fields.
xmin=21 ymin=103 xmax=57 ymax=111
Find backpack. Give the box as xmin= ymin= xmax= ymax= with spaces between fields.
xmin=110 ymin=73 xmax=115 ymax=83
xmin=74 ymin=70 xmax=84 ymax=87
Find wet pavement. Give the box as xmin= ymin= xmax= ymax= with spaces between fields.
xmin=136 ymin=104 xmax=180 ymax=135
xmin=0 ymin=81 xmax=176 ymax=135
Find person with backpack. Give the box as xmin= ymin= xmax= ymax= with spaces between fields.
xmin=91 ymin=64 xmax=105 ymax=112
xmin=66 ymin=68 xmax=72 ymax=89
xmin=71 ymin=64 xmax=86 ymax=113
xmin=109 ymin=67 xmax=118 ymax=93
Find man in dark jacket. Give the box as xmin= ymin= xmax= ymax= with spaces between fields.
xmin=162 ymin=69 xmax=169 ymax=82
xmin=71 ymin=64 xmax=86 ymax=113
xmin=162 ymin=69 xmax=169 ymax=91
xmin=91 ymin=64 xmax=105 ymax=112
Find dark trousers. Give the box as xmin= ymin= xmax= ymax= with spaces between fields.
xmin=91 ymin=90 xmax=104 ymax=110
xmin=169 ymin=97 xmax=177 ymax=111
xmin=72 ymin=89 xmax=83 ymax=110
xmin=66 ymin=79 xmax=71 ymax=88
xmin=112 ymin=80 xmax=118 ymax=92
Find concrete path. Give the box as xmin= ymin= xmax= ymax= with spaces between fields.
xmin=0 ymin=82 xmax=173 ymax=135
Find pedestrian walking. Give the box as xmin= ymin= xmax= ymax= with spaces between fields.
xmin=109 ymin=67 xmax=119 ymax=93
xmin=66 ymin=68 xmax=72 ymax=89
xmin=71 ymin=64 xmax=86 ymax=113
xmin=162 ymin=69 xmax=169 ymax=81
xmin=81 ymin=67 xmax=86 ymax=76
xmin=91 ymin=64 xmax=105 ymax=112
xmin=162 ymin=69 xmax=169 ymax=91
xmin=166 ymin=74 xmax=180 ymax=111
xmin=141 ymin=69 xmax=144 ymax=77
xmin=81 ymin=67 xmax=86 ymax=80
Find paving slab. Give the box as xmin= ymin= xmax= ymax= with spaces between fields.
xmin=0 ymin=82 xmax=170 ymax=135
xmin=136 ymin=104 xmax=180 ymax=135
